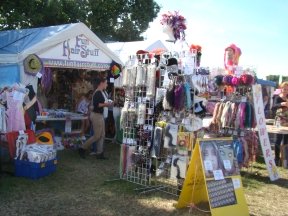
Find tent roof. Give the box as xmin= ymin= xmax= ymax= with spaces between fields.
xmin=0 ymin=22 xmax=123 ymax=65
xmin=0 ymin=24 xmax=72 ymax=54
xmin=106 ymin=40 xmax=170 ymax=63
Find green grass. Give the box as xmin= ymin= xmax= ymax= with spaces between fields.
xmin=1 ymin=143 xmax=288 ymax=216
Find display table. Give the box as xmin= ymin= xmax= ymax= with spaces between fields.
xmin=36 ymin=112 xmax=88 ymax=134
xmin=265 ymin=119 xmax=275 ymax=125
xmin=265 ymin=125 xmax=288 ymax=135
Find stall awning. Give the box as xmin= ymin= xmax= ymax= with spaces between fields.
xmin=256 ymin=79 xmax=277 ymax=87
xmin=0 ymin=23 xmax=123 ymax=69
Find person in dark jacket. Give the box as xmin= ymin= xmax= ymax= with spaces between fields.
xmin=272 ymin=81 xmax=288 ymax=166
xmin=78 ymin=77 xmax=113 ymax=159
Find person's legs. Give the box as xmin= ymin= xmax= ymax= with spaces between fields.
xmin=83 ymin=118 xmax=90 ymax=134
xmin=282 ymin=135 xmax=288 ymax=166
xmin=95 ymin=116 xmax=107 ymax=159
xmin=79 ymin=113 xmax=102 ymax=158
xmin=275 ymin=134 xmax=283 ymax=165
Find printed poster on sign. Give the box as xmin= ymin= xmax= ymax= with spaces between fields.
xmin=200 ymin=139 xmax=239 ymax=179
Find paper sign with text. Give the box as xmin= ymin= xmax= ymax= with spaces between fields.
xmin=252 ymin=84 xmax=279 ymax=181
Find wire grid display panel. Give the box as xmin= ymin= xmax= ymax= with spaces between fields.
xmin=152 ymin=59 xmax=198 ymax=196
xmin=153 ymin=149 xmax=184 ymax=196
xmin=151 ymin=125 xmax=192 ymax=197
xmin=120 ymin=86 xmax=155 ymax=187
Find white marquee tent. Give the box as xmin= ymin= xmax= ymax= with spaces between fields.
xmin=0 ymin=22 xmax=123 ymax=89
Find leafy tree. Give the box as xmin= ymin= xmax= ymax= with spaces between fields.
xmin=0 ymin=0 xmax=160 ymax=42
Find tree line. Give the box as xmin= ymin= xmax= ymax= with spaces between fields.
xmin=0 ymin=0 xmax=160 ymax=42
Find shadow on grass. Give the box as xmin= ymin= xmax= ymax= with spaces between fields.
xmin=1 ymin=142 xmax=208 ymax=216
xmin=241 ymin=169 xmax=288 ymax=189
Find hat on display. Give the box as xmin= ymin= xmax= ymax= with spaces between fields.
xmin=136 ymin=50 xmax=149 ymax=60
xmin=214 ymin=75 xmax=224 ymax=86
xmin=36 ymin=131 xmax=54 ymax=145
xmin=24 ymin=54 xmax=43 ymax=75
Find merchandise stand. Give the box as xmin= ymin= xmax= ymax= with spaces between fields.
xmin=119 ymin=68 xmax=156 ymax=189
xmin=118 ymin=46 xmax=203 ymax=196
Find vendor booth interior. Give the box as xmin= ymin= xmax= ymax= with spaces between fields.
xmin=0 ymin=22 xmax=122 ymax=178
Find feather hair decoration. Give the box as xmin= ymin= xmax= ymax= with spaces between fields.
xmin=165 ymin=83 xmax=175 ymax=108
xmin=174 ymin=84 xmax=185 ymax=111
xmin=184 ymin=82 xmax=192 ymax=110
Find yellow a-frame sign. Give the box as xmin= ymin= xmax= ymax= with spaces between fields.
xmin=176 ymin=138 xmax=249 ymax=216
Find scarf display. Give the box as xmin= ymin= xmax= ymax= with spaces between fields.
xmin=209 ymin=100 xmax=255 ymax=133
xmin=184 ymin=82 xmax=192 ymax=110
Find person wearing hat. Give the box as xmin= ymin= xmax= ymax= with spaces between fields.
xmin=78 ymin=77 xmax=113 ymax=159
xmin=272 ymin=81 xmax=288 ymax=166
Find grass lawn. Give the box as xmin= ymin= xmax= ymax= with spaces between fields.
xmin=0 ymin=142 xmax=288 ymax=216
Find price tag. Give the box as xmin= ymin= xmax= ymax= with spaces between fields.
xmin=213 ymin=169 xmax=224 ymax=180
xmin=232 ymin=178 xmax=241 ymax=189
xmin=148 ymin=125 xmax=153 ymax=131
xmin=19 ymin=130 xmax=25 ymax=135
xmin=148 ymin=108 xmax=153 ymax=115
xmin=184 ymin=118 xmax=190 ymax=125
xmin=36 ymin=72 xmax=42 ymax=78
xmin=204 ymin=160 xmax=213 ymax=171
xmin=233 ymin=130 xmax=238 ymax=136
xmin=170 ymin=117 xmax=176 ymax=124
xmin=240 ymin=131 xmax=245 ymax=137
xmin=241 ymin=96 xmax=247 ymax=103
xmin=110 ymin=77 xmax=115 ymax=83
xmin=13 ymin=91 xmax=25 ymax=101
xmin=228 ymin=129 xmax=233 ymax=135
xmin=223 ymin=160 xmax=232 ymax=170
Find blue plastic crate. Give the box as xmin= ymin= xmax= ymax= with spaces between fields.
xmin=14 ymin=158 xmax=57 ymax=179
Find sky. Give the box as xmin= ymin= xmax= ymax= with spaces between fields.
xmin=144 ymin=0 xmax=288 ymax=79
